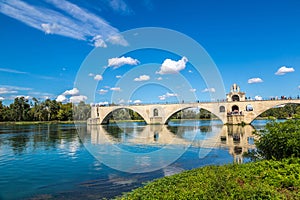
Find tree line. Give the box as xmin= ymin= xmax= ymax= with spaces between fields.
xmin=258 ymin=103 xmax=300 ymax=119
xmin=0 ymin=97 xmax=91 ymax=122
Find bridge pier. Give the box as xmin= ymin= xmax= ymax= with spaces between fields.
xmin=226 ymin=115 xmax=247 ymax=125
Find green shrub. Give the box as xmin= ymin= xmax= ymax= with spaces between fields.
xmin=251 ymin=120 xmax=300 ymax=160
xmin=118 ymin=158 xmax=300 ymax=200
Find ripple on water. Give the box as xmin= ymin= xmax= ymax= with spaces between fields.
xmin=0 ymin=121 xmax=264 ymax=199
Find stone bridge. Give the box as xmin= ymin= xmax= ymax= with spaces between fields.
xmin=88 ymin=84 xmax=300 ymax=125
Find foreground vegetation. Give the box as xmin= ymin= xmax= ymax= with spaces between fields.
xmin=120 ymin=158 xmax=300 ymax=199
xmin=120 ymin=120 xmax=300 ymax=199
xmin=248 ymin=120 xmax=300 ymax=160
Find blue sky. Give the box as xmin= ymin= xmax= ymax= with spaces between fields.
xmin=1 ymin=0 xmax=300 ymax=105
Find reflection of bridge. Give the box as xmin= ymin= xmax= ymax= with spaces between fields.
xmin=88 ymin=84 xmax=300 ymax=125
xmin=86 ymin=123 xmax=256 ymax=164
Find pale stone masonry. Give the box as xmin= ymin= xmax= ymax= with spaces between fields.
xmin=88 ymin=84 xmax=300 ymax=125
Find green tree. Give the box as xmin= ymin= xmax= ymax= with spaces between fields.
xmin=10 ymin=97 xmax=31 ymax=121
xmin=248 ymin=120 xmax=300 ymax=160
xmin=57 ymin=103 xmax=73 ymax=121
xmin=259 ymin=103 xmax=300 ymax=119
xmin=0 ymin=101 xmax=4 ymax=121
xmin=73 ymin=101 xmax=91 ymax=120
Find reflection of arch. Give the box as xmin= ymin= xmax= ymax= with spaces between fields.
xmin=246 ymin=104 xmax=253 ymax=111
xmin=219 ymin=106 xmax=225 ymax=113
xmin=232 ymin=105 xmax=239 ymax=112
xmin=102 ymin=108 xmax=146 ymax=124
xmin=153 ymin=108 xmax=159 ymax=117
xmin=232 ymin=95 xmax=240 ymax=101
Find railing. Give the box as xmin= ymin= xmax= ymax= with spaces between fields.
xmin=91 ymin=96 xmax=300 ymax=107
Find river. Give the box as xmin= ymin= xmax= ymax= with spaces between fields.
xmin=0 ymin=119 xmax=272 ymax=200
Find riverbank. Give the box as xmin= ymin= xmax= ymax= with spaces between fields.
xmin=119 ymin=158 xmax=300 ymax=199
xmin=0 ymin=120 xmax=86 ymax=125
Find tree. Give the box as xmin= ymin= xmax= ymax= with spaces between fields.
xmin=73 ymin=101 xmax=91 ymax=120
xmin=10 ymin=97 xmax=31 ymax=121
xmin=259 ymin=103 xmax=300 ymax=119
xmin=247 ymin=120 xmax=300 ymax=160
xmin=57 ymin=103 xmax=73 ymax=121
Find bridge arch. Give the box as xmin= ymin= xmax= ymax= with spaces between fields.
xmin=101 ymin=107 xmax=147 ymax=124
xmin=247 ymin=102 xmax=300 ymax=124
xmin=163 ymin=105 xmax=224 ymax=124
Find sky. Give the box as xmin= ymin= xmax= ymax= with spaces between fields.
xmin=1 ymin=0 xmax=300 ymax=105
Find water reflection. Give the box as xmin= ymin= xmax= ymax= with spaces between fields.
xmin=0 ymin=124 xmax=81 ymax=155
xmin=0 ymin=121 xmax=259 ymax=200
xmin=83 ymin=121 xmax=256 ymax=172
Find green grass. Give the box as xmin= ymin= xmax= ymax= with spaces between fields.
xmin=119 ymin=158 xmax=300 ymax=200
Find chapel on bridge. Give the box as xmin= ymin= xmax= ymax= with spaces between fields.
xmin=226 ymin=83 xmax=246 ymax=102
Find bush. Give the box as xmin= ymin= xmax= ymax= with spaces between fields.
xmin=118 ymin=158 xmax=300 ymax=200
xmin=251 ymin=120 xmax=300 ymax=160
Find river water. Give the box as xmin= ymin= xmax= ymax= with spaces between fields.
xmin=0 ymin=120 xmax=270 ymax=200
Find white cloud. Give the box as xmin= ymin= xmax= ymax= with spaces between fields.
xmin=157 ymin=56 xmax=188 ymax=74
xmin=0 ymin=97 xmax=4 ymax=101
xmin=275 ymin=66 xmax=295 ymax=75
xmin=133 ymin=100 xmax=142 ymax=104
xmin=0 ymin=67 xmax=27 ymax=74
xmin=0 ymin=87 xmax=18 ymax=94
xmin=118 ymin=99 xmax=125 ymax=104
xmin=202 ymin=88 xmax=216 ymax=93
xmin=97 ymin=101 xmax=109 ymax=106
xmin=98 ymin=89 xmax=108 ymax=95
xmin=94 ymin=74 xmax=103 ymax=81
xmin=254 ymin=95 xmax=263 ymax=100
xmin=159 ymin=95 xmax=166 ymax=100
xmin=108 ymin=56 xmax=139 ymax=68
xmin=158 ymin=92 xmax=178 ymax=100
xmin=88 ymin=73 xmax=94 ymax=77
xmin=92 ymin=35 xmax=107 ymax=48
xmin=190 ymin=88 xmax=196 ymax=92
xmin=0 ymin=85 xmax=32 ymax=95
xmin=0 ymin=0 xmax=127 ymax=47
xmin=156 ymin=77 xmax=163 ymax=81
xmin=56 ymin=88 xmax=86 ymax=102
xmin=63 ymin=88 xmax=79 ymax=96
xmin=109 ymin=0 xmax=132 ymax=14
xmin=134 ymin=75 xmax=150 ymax=81
xmin=56 ymin=94 xmax=67 ymax=102
xmin=116 ymin=75 xmax=122 ymax=79
xmin=41 ymin=23 xmax=59 ymax=34
xmin=107 ymin=35 xmax=128 ymax=46
xmin=70 ymin=95 xmax=87 ymax=103
xmin=248 ymin=77 xmax=263 ymax=84
xmin=166 ymin=92 xmax=178 ymax=97
xmin=110 ymin=87 xmax=121 ymax=91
